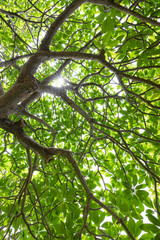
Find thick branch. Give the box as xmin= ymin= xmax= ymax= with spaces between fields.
xmin=1 ymin=50 xmax=159 ymax=118
xmin=0 ymin=54 xmax=32 ymax=68
xmin=31 ymin=50 xmax=160 ymax=90
xmin=0 ymin=82 xmax=4 ymax=96
xmin=0 ymin=118 xmax=61 ymax=162
xmin=17 ymin=32 xmax=102 ymax=110
xmin=0 ymin=74 xmax=39 ymax=118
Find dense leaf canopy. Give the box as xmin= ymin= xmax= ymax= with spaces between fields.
xmin=0 ymin=0 xmax=160 ymax=239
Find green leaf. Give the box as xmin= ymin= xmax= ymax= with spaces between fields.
xmin=140 ymin=224 xmax=160 ymax=233
xmin=147 ymin=214 xmax=160 ymax=227
xmin=133 ymin=175 xmax=138 ymax=186
xmin=139 ymin=233 xmax=155 ymax=240
xmin=90 ymin=211 xmax=100 ymax=225
xmin=143 ymin=198 xmax=153 ymax=208
xmin=128 ymin=218 xmax=135 ymax=235
xmin=135 ymin=184 xmax=146 ymax=189
xmin=134 ymin=220 xmax=143 ymax=237
xmin=68 ymin=203 xmax=80 ymax=220
xmin=96 ymin=13 xmax=106 ymax=22
xmin=131 ymin=207 xmax=143 ymax=220
xmin=155 ymin=232 xmax=160 ymax=240
xmin=119 ymin=201 xmax=129 ymax=214
xmin=103 ymin=33 xmax=111 ymax=45
xmin=136 ymin=190 xmax=149 ymax=200
xmin=102 ymin=17 xmax=114 ymax=34
xmin=102 ymin=221 xmax=112 ymax=229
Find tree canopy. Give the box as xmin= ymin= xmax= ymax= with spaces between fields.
xmin=0 ymin=0 xmax=160 ymax=239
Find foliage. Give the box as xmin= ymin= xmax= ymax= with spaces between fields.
xmin=0 ymin=0 xmax=160 ymax=239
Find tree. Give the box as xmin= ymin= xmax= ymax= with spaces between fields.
xmin=0 ymin=0 xmax=160 ymax=239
